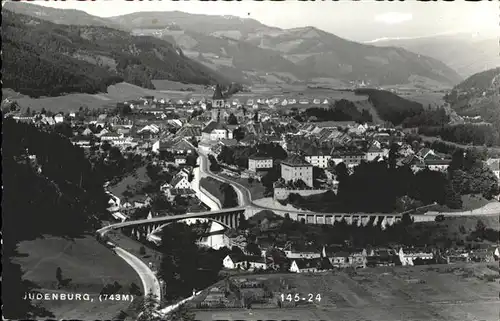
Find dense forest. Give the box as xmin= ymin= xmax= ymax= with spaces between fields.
xmin=419 ymin=124 xmax=500 ymax=147
xmin=2 ymin=118 xmax=110 ymax=319
xmin=354 ymin=89 xmax=424 ymax=125
xmin=294 ymin=99 xmax=373 ymax=123
xmin=2 ymin=10 xmax=229 ymax=97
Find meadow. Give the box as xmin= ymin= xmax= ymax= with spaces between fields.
xmin=194 ymin=263 xmax=500 ymax=321
xmin=13 ymin=235 xmax=141 ymax=320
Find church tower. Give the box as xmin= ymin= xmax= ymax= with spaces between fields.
xmin=212 ymin=84 xmax=225 ymax=109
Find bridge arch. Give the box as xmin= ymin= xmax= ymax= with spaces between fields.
xmin=149 ymin=217 xmax=233 ymax=236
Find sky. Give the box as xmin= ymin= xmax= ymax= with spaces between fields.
xmin=28 ymin=0 xmax=500 ymax=42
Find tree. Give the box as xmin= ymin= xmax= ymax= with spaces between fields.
xmin=238 ymin=213 xmax=249 ymax=230
xmin=233 ymin=127 xmax=245 ymax=141
xmin=101 ymin=141 xmax=111 ymax=152
xmin=227 ymin=113 xmax=238 ymax=125
xmin=247 ymin=177 xmax=254 ymax=185
xmin=476 ymin=219 xmax=486 ymax=232
xmin=56 ymin=267 xmax=63 ymax=286
xmin=139 ymin=246 xmax=146 ymax=255
xmin=253 ymin=111 xmax=259 ymax=122
xmin=138 ymin=290 xmax=159 ymax=321
xmin=129 ymin=282 xmax=142 ymax=296
xmin=246 ymin=242 xmax=261 ymax=256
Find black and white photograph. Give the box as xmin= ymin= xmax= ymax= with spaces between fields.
xmin=2 ymin=0 xmax=500 ymax=320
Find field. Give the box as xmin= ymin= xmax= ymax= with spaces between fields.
xmin=5 ymin=82 xmax=198 ymax=112
xmin=402 ymin=91 xmax=447 ymax=109
xmin=194 ymin=264 xmax=500 ymax=321
xmin=108 ymin=166 xmax=150 ymax=200
xmin=13 ymin=235 xmax=142 ymax=320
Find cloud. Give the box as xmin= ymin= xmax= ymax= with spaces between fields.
xmin=374 ymin=12 xmax=413 ymax=25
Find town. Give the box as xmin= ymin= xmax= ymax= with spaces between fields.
xmin=5 ymin=84 xmax=499 ymax=283
xmin=3 ymin=2 xmax=500 ymax=320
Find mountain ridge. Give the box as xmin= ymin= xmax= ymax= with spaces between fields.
xmin=5 ymin=2 xmax=463 ymax=87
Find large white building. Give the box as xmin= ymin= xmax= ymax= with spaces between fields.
xmin=201 ymin=122 xmax=234 ymax=141
xmin=304 ymin=154 xmax=331 ymax=169
xmin=248 ymin=156 xmax=273 ymax=172
xmin=281 ymin=154 xmax=314 ymax=187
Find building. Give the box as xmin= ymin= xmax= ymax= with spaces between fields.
xmin=212 ymin=84 xmax=225 ymax=109
xmin=248 ymin=156 xmax=273 ymax=172
xmin=398 ymin=247 xmax=434 ymax=266
xmin=54 ymin=114 xmax=64 ymax=123
xmin=304 ymin=153 xmax=331 ymax=169
xmin=281 ymin=154 xmax=314 ymax=187
xmin=100 ymin=132 xmax=125 ymax=142
xmin=201 ymin=122 xmax=234 ymax=141
xmin=289 ymin=258 xmax=324 ymax=273
xmin=222 ymin=254 xmax=267 ymax=270
xmin=365 ymin=146 xmax=385 ymax=162
xmin=334 ymin=151 xmax=366 ymax=167
xmin=170 ymin=173 xmax=192 ymax=189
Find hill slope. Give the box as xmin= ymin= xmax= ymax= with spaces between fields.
xmin=445 ymin=67 xmax=500 ymax=127
xmin=2 ymin=10 xmax=228 ymax=97
xmin=370 ymin=34 xmax=500 ymax=78
xmin=6 ymin=2 xmax=463 ymax=87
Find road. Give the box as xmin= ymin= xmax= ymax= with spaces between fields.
xmin=192 ymin=158 xmax=221 ymax=211
xmin=113 ymin=247 xmax=161 ymax=307
xmin=96 ymin=226 xmax=162 ymax=307
xmin=198 ymin=152 xmax=252 ymax=207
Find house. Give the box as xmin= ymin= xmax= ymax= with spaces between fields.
xmin=289 ymin=258 xmax=325 ymax=273
xmin=170 ymin=139 xmax=197 ymax=154
xmin=165 ymin=188 xmax=196 ymax=201
xmin=328 ymin=251 xmax=350 ymax=268
xmin=248 ymin=156 xmax=273 ymax=172
xmin=100 ymin=132 xmax=124 ymax=141
xmin=327 ymin=248 xmax=368 ymax=268
xmin=366 ymin=249 xmax=399 ymax=267
xmin=222 ymin=254 xmax=267 ymax=270
xmin=281 ymin=154 xmax=314 ymax=187
xmin=170 ymin=173 xmax=192 ymax=189
xmin=398 ymin=247 xmax=434 ymax=266
xmin=304 ymin=152 xmax=331 ymax=169
xmin=174 ymin=155 xmax=187 ymax=166
xmin=365 ymin=145 xmax=385 ymax=162
xmin=283 ymin=250 xmax=321 ymax=260
xmin=201 ymin=121 xmax=233 ymax=141
xmin=54 ymin=114 xmax=64 ymax=123
xmin=338 ymin=151 xmax=366 ymax=167
xmin=176 ymin=126 xmax=202 ymax=140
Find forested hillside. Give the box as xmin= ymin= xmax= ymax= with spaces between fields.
xmin=354 ymin=89 xmax=425 ymax=125
xmin=445 ymin=67 xmax=500 ymax=124
xmin=2 ymin=10 xmax=228 ymax=97
xmin=2 ymin=118 xmax=112 ymax=319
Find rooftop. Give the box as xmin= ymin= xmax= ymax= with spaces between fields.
xmin=282 ymin=154 xmax=312 ymax=167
